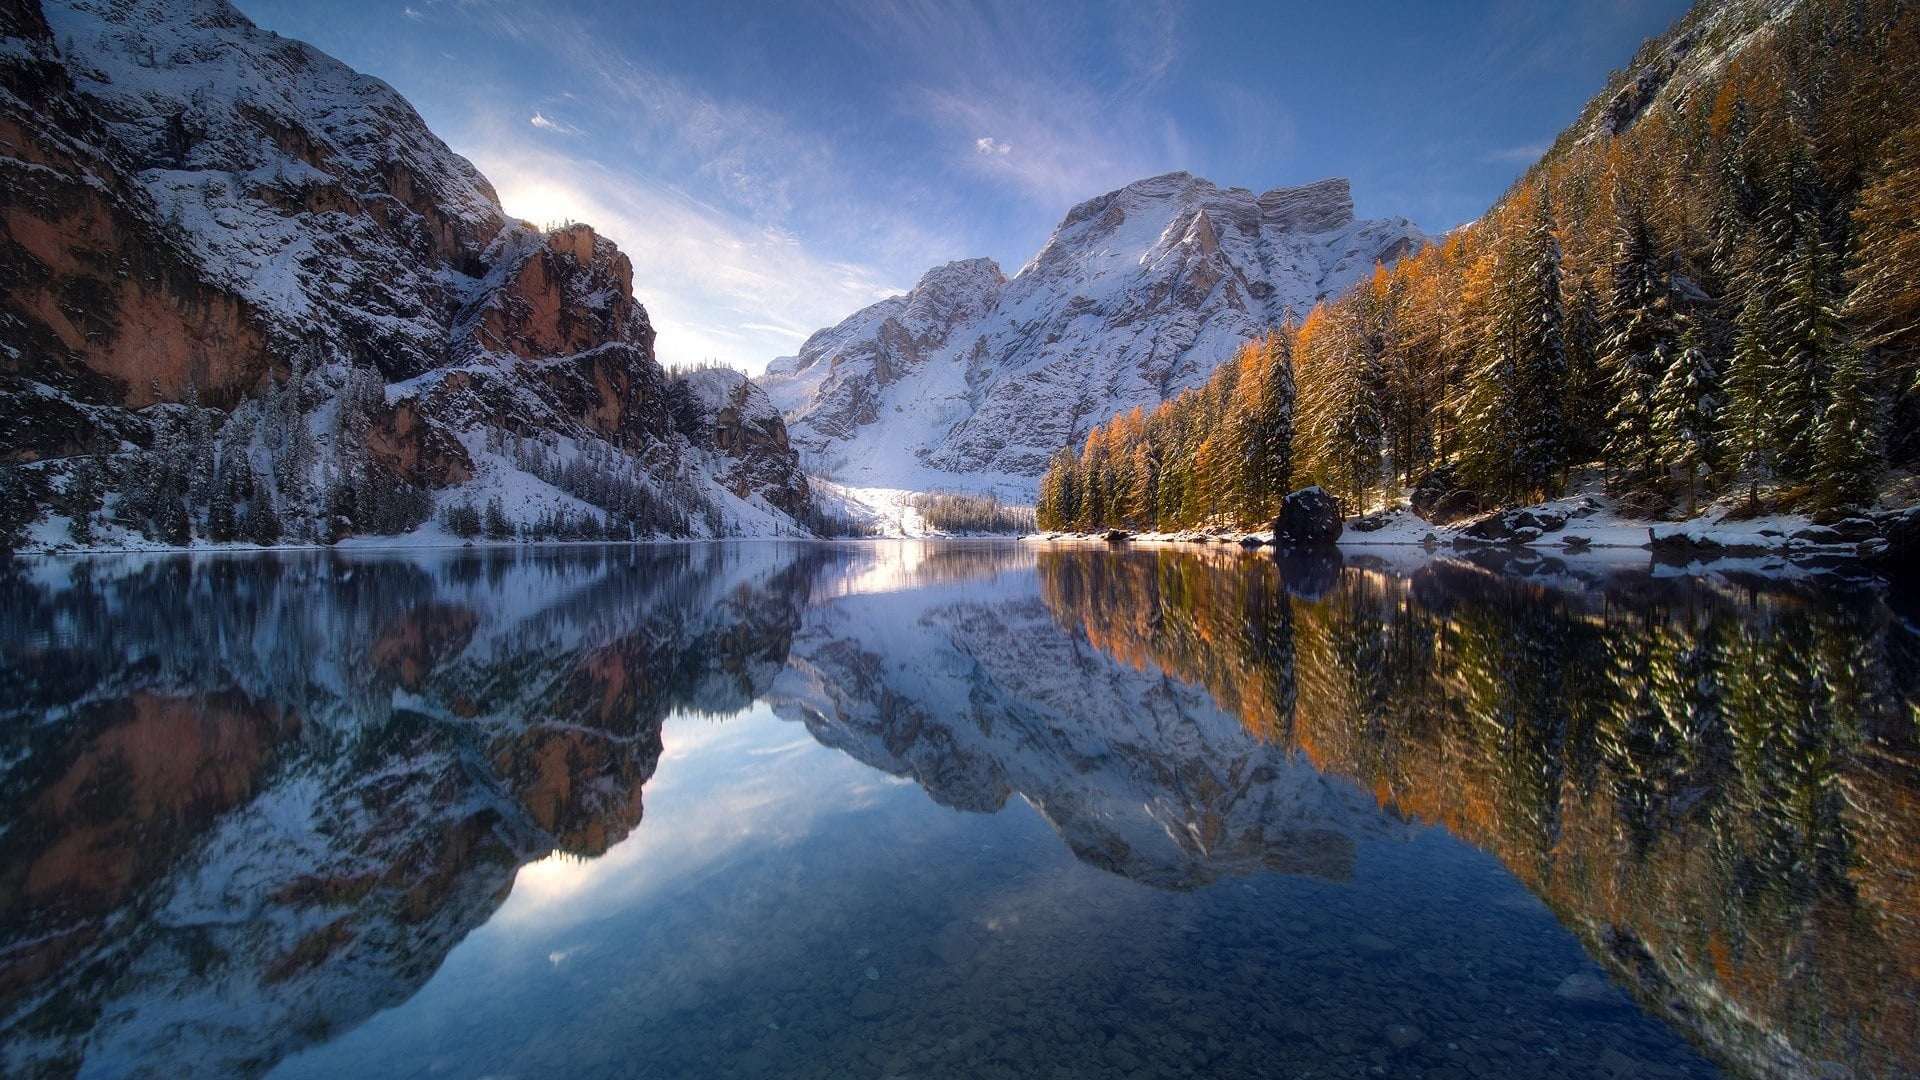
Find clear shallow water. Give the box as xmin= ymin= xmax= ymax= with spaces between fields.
xmin=1 ymin=542 xmax=1915 ymax=1079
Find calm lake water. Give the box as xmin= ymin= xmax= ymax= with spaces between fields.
xmin=2 ymin=541 xmax=1916 ymax=1080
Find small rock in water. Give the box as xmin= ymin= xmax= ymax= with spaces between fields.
xmin=1596 ymin=1046 xmax=1641 ymax=1078
xmin=1353 ymin=933 xmax=1399 ymax=959
xmin=1553 ymin=971 xmax=1621 ymax=1008
xmin=1385 ymin=1024 xmax=1425 ymax=1051
xmin=864 ymin=965 xmax=880 ymax=981
xmin=932 ymin=925 xmax=979 ymax=966
xmin=850 ymin=989 xmax=893 ymax=1020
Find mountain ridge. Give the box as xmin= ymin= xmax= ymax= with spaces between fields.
xmin=757 ymin=171 xmax=1425 ymax=496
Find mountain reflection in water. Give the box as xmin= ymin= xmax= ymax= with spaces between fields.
xmin=0 ymin=542 xmax=1913 ymax=1079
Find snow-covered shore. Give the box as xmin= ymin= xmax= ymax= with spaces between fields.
xmin=1029 ymin=485 xmax=1919 ymax=570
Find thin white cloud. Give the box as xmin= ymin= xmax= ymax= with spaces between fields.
xmin=739 ymin=323 xmax=813 ymax=341
xmin=975 ymin=136 xmax=1011 ymax=155
xmin=1482 ymin=139 xmax=1551 ymax=165
xmin=529 ymin=111 xmax=587 ymax=137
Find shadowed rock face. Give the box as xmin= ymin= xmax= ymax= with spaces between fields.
xmin=0 ymin=544 xmax=825 ymax=1079
xmin=0 ymin=0 xmax=811 ymax=538
xmin=758 ymin=173 xmax=1427 ymax=490
xmin=670 ymin=368 xmax=812 ymax=517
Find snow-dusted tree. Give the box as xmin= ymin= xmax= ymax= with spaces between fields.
xmin=1653 ymin=324 xmax=1722 ymax=515
xmin=1721 ymin=300 xmax=1774 ymax=506
xmin=1243 ymin=329 xmax=1297 ymax=519
xmin=66 ymin=457 xmax=101 ymax=544
xmin=484 ymin=496 xmax=512 ymax=540
xmin=244 ymin=470 xmax=281 ymax=546
xmin=1600 ymin=202 xmax=1675 ymax=489
xmin=1814 ymin=344 xmax=1881 ymax=514
xmin=1766 ymin=174 xmax=1846 ymax=483
xmin=1562 ymin=277 xmax=1608 ymax=465
xmin=0 ymin=469 xmax=30 ymax=554
xmin=1461 ymin=187 xmax=1566 ymax=503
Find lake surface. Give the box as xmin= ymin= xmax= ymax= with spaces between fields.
xmin=2 ymin=542 xmax=1916 ymax=1080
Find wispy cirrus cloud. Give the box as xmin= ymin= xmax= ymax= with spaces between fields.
xmin=1482 ymin=139 xmax=1552 ymax=164
xmin=529 ymin=110 xmax=586 ymax=137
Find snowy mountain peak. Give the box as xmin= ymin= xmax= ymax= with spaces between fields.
xmin=759 ymin=173 xmax=1426 ymax=493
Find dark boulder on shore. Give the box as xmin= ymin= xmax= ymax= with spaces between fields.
xmin=1410 ymin=466 xmax=1481 ymax=525
xmin=1870 ymin=506 xmax=1920 ymax=564
xmin=1274 ymin=487 xmax=1343 ymax=547
xmin=1104 ymin=528 xmax=1130 ymax=543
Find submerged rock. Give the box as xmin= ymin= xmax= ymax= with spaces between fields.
xmin=1554 ymin=971 xmax=1625 ymax=1010
xmin=1384 ymin=1024 xmax=1425 ymax=1051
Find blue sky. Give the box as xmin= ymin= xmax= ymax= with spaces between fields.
xmin=235 ymin=0 xmax=1694 ymax=373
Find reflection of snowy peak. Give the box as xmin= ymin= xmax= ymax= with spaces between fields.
xmin=759 ymin=173 xmax=1425 ymax=493
xmin=769 ymin=574 xmax=1407 ymax=889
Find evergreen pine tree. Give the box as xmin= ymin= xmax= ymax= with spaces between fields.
xmin=1247 ymin=329 xmax=1297 ymax=515
xmin=485 ymin=496 xmax=513 ymax=540
xmin=1461 ymin=188 xmax=1567 ymax=503
xmin=0 ymin=468 xmax=30 ymax=554
xmin=1653 ymin=323 xmax=1723 ymax=515
xmin=66 ymin=457 xmax=100 ymax=544
xmin=1600 ymin=203 xmax=1674 ymax=489
xmin=1769 ymin=200 xmax=1845 ymax=482
xmin=1814 ymin=343 xmax=1881 ymax=514
xmin=245 ymin=472 xmax=281 ymax=546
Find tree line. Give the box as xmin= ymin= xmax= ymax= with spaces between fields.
xmin=1041 ymin=0 xmax=1920 ymax=532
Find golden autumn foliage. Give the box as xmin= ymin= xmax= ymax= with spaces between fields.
xmin=1046 ymin=0 xmax=1920 ymax=530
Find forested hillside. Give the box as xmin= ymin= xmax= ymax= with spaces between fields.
xmin=1040 ymin=0 xmax=1920 ymax=532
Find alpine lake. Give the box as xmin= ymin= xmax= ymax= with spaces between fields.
xmin=2 ymin=540 xmax=1915 ymax=1080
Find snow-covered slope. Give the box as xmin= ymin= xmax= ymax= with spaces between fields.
xmin=759 ymin=174 xmax=1426 ymax=495
xmin=0 ymin=0 xmax=814 ymax=547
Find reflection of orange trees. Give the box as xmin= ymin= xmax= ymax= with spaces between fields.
xmin=1038 ymin=548 xmax=1920 ymax=1078
xmin=1038 ymin=547 xmax=1295 ymax=743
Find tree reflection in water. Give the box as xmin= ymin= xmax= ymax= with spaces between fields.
xmin=1039 ymin=546 xmax=1920 ymax=1079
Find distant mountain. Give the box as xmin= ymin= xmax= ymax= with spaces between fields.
xmin=758 ymin=173 xmax=1425 ymax=494
xmin=0 ymin=0 xmax=813 ymax=551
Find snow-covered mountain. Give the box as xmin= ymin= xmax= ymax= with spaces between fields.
xmin=0 ymin=0 xmax=812 ymax=549
xmin=759 ymin=173 xmax=1425 ymax=495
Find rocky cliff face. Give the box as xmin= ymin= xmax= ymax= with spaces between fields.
xmin=0 ymin=0 xmax=817 ymax=547
xmin=759 ymin=173 xmax=1426 ymax=493
xmin=669 ymin=367 xmax=811 ymax=518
